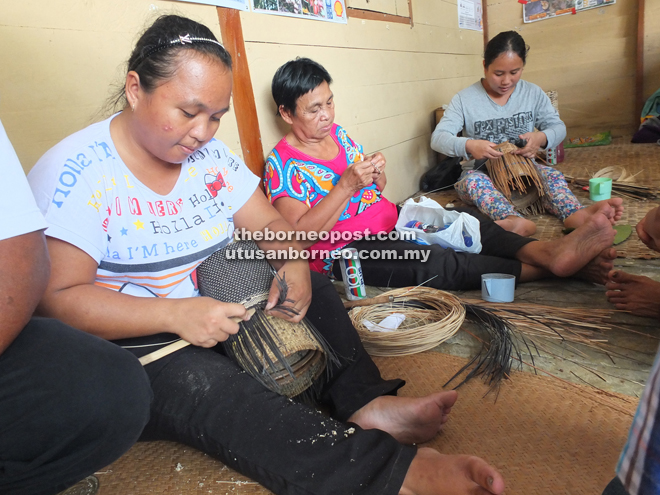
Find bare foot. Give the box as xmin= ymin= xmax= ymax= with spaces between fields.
xmin=518 ymin=212 xmax=615 ymax=278
xmin=348 ymin=390 xmax=458 ymax=445
xmin=495 ymin=215 xmax=537 ymax=236
xmin=564 ymin=199 xmax=624 ymax=229
xmin=575 ymin=247 xmax=617 ymax=285
xmin=637 ymin=206 xmax=660 ymax=252
xmin=605 ymin=270 xmax=660 ymax=318
xmin=400 ymin=447 xmax=505 ymax=495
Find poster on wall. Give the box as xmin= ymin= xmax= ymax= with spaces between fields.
xmin=458 ymin=0 xmax=483 ymax=31
xmin=174 ymin=0 xmax=250 ymax=11
xmin=576 ymin=0 xmax=615 ymax=11
xmin=251 ymin=0 xmax=347 ymax=23
xmin=522 ymin=0 xmax=576 ymax=23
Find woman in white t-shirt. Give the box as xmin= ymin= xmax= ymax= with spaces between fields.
xmin=28 ymin=14 xmax=505 ymax=495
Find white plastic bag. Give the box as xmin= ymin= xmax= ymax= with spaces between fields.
xmin=395 ymin=196 xmax=482 ymax=253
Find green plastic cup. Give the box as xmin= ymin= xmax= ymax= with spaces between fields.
xmin=589 ymin=177 xmax=612 ymax=201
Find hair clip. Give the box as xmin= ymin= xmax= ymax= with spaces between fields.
xmin=131 ymin=34 xmax=226 ymax=70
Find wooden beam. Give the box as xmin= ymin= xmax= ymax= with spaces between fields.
xmin=347 ymin=8 xmax=411 ymax=25
xmin=635 ymin=0 xmax=645 ymax=124
xmin=217 ymin=7 xmax=265 ymax=177
xmin=482 ymin=0 xmax=488 ymax=51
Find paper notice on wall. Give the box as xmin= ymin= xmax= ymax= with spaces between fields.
xmin=458 ymin=0 xmax=483 ymax=31
xmin=252 ymin=0 xmax=347 ymax=23
xmin=523 ymin=0 xmax=576 ymax=23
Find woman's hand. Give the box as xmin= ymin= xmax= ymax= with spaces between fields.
xmin=367 ymin=152 xmax=386 ymax=177
xmin=365 ymin=152 xmax=387 ymax=190
xmin=512 ymin=131 xmax=547 ymax=158
xmin=338 ymin=159 xmax=375 ymax=194
xmin=465 ymin=140 xmax=503 ymax=160
xmin=169 ymin=297 xmax=251 ymax=347
xmin=265 ymin=260 xmax=312 ymax=323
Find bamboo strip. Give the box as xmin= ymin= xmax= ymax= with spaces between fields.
xmin=138 ymin=308 xmax=255 ymax=366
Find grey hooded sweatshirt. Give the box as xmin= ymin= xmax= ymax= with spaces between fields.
xmin=431 ymin=79 xmax=566 ymax=170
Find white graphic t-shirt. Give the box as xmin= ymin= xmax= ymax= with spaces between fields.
xmin=0 ymin=117 xmax=48 ymax=241
xmin=28 ymin=115 xmax=259 ymax=301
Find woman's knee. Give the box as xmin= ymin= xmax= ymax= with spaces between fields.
xmin=1 ymin=319 xmax=152 ymax=470
xmin=59 ymin=337 xmax=152 ymax=447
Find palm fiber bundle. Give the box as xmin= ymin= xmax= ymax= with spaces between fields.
xmin=197 ymin=240 xmax=338 ymax=398
xmin=346 ymin=288 xmax=631 ymax=396
xmin=486 ymin=142 xmax=546 ymax=215
xmin=565 ymin=175 xmax=659 ymax=201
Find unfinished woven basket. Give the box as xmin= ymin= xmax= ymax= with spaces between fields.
xmin=486 ymin=142 xmax=546 ymax=216
xmin=347 ymin=287 xmax=465 ymax=357
xmin=196 ymin=241 xmax=335 ymax=398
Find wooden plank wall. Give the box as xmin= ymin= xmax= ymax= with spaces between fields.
xmin=644 ymin=0 xmax=660 ymax=104
xmin=240 ymin=0 xmax=484 ymax=202
xmin=486 ymin=0 xmax=638 ymax=139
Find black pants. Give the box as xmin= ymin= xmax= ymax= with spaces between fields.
xmin=334 ymin=208 xmax=535 ymax=290
xmin=603 ymin=477 xmax=630 ymax=495
xmin=0 ymin=318 xmax=152 ymax=495
xmin=134 ymin=272 xmax=416 ymax=495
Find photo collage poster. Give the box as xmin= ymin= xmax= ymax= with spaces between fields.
xmin=252 ymin=0 xmax=347 ymax=24
xmin=523 ymin=0 xmax=615 ymax=23
xmin=175 ymin=0 xmax=347 ymax=23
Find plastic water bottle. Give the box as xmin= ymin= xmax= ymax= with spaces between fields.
xmin=462 ymin=229 xmax=473 ymax=247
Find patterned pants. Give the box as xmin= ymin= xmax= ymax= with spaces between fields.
xmin=455 ymin=164 xmax=584 ymax=222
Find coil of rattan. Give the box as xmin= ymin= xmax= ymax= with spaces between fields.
xmin=347 ymin=287 xmax=465 ymax=357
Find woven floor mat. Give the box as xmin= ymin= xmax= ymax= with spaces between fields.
xmin=96 ymin=352 xmax=637 ymax=494
xmin=377 ymin=353 xmax=637 ymax=495
xmin=560 ymin=140 xmax=660 ymax=182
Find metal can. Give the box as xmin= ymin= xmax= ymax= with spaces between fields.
xmin=339 ymin=248 xmax=366 ymax=300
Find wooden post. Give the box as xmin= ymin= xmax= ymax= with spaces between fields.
xmin=482 ymin=0 xmax=488 ymax=52
xmin=635 ymin=0 xmax=645 ymax=124
xmin=217 ymin=7 xmax=265 ymax=177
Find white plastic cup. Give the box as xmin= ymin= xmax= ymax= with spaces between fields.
xmin=481 ymin=273 xmax=516 ymax=303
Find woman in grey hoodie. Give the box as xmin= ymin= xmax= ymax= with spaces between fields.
xmin=431 ymin=31 xmax=623 ymax=237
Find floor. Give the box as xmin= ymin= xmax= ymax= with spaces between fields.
xmin=335 ymin=138 xmax=660 ymax=399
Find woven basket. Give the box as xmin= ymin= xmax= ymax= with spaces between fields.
xmin=196 ymin=241 xmax=333 ymax=397
xmin=486 ymin=142 xmax=546 ymax=216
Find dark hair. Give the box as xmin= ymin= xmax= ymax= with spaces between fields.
xmin=271 ymin=58 xmax=333 ymax=116
xmin=111 ymin=15 xmax=232 ymax=109
xmin=484 ymin=31 xmax=529 ymax=68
